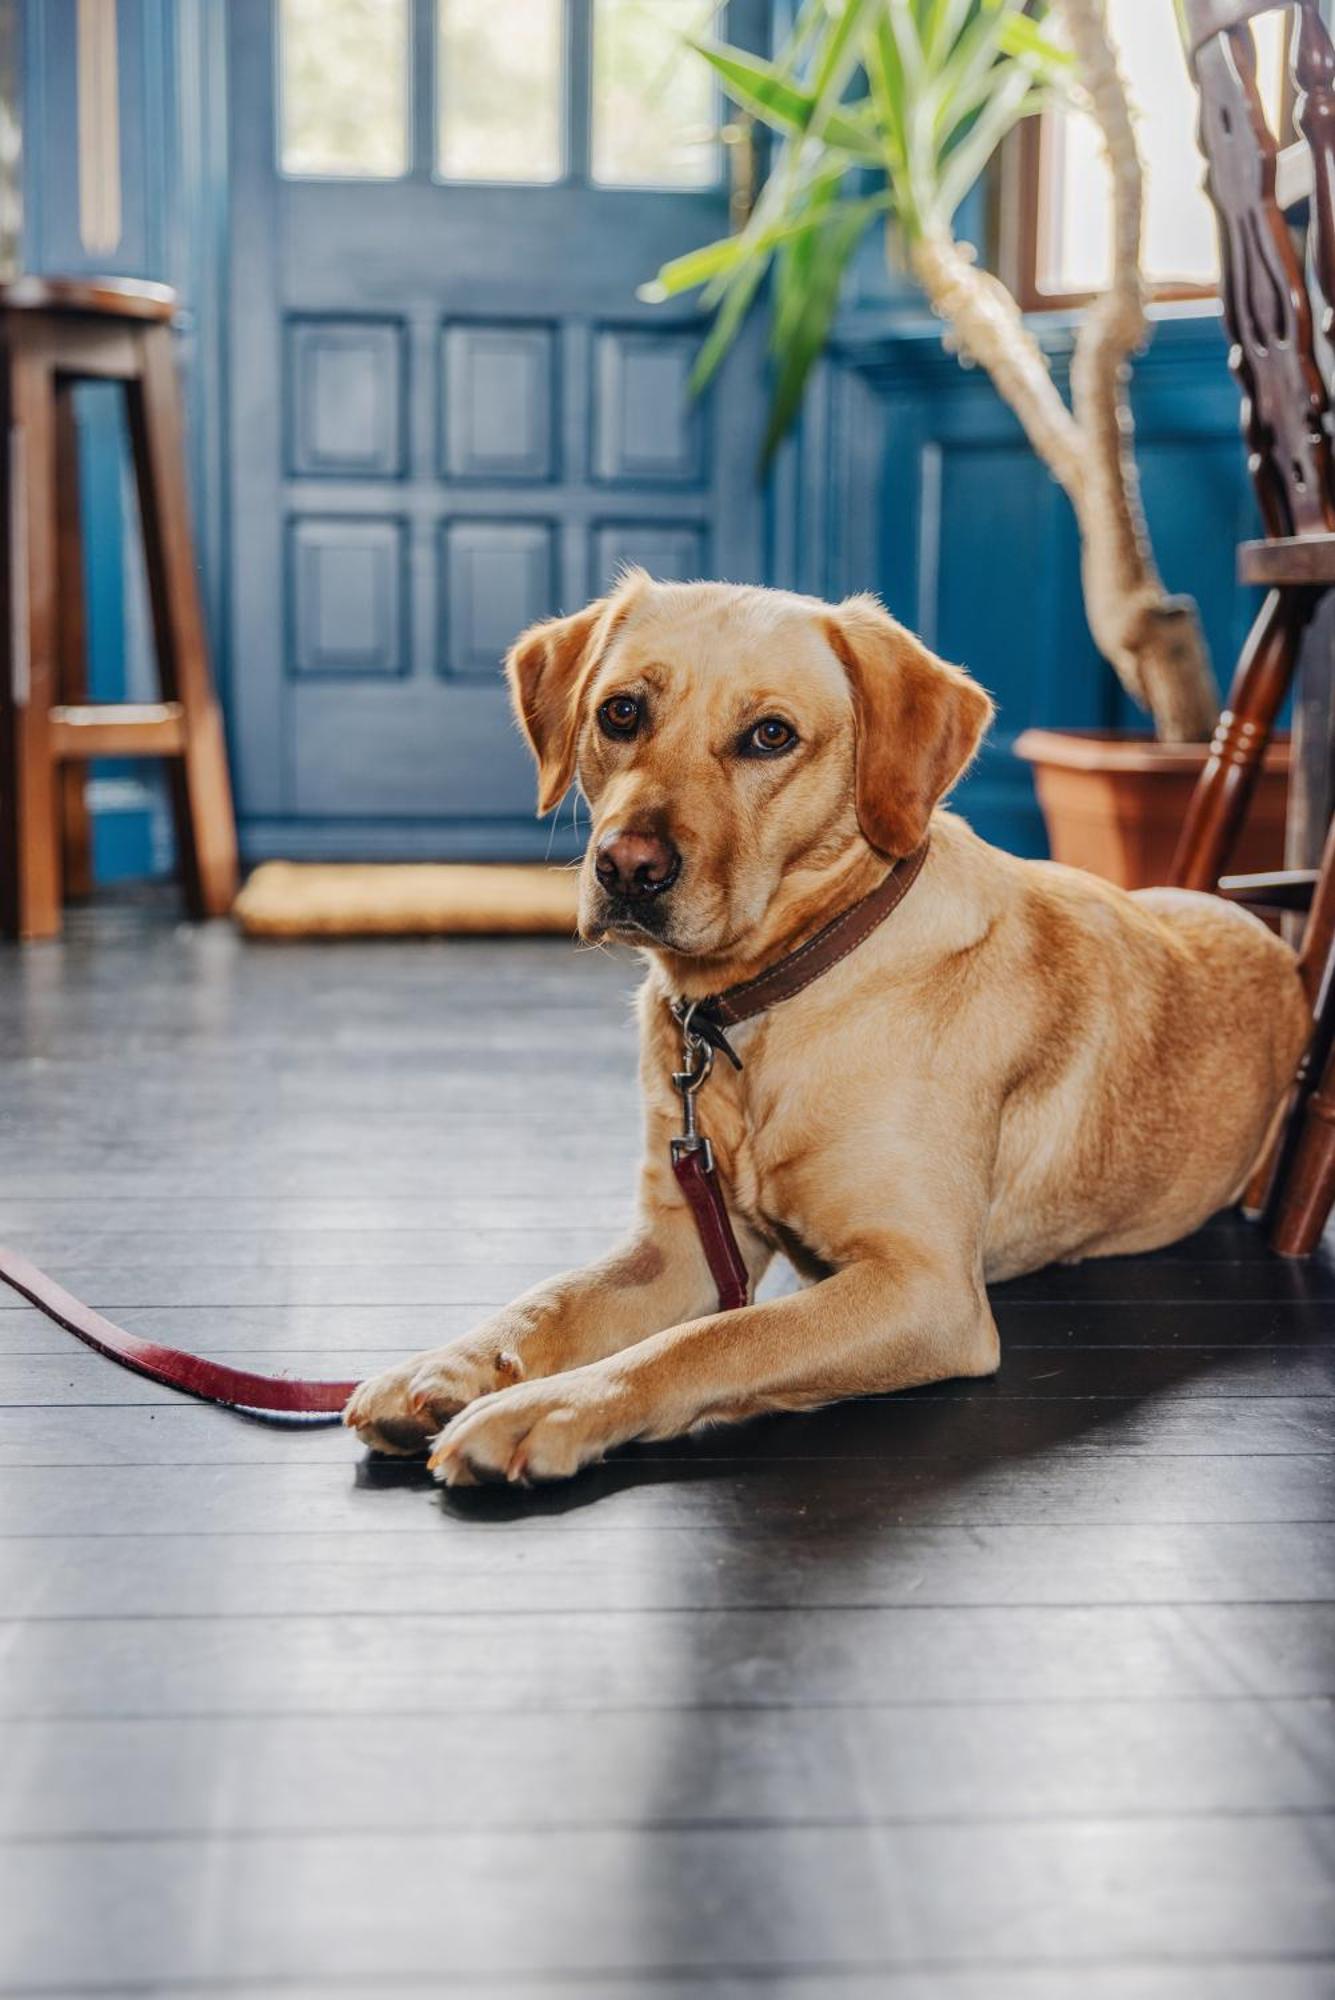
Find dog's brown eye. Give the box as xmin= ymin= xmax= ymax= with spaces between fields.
xmin=598 ymin=695 xmax=641 ymax=739
xmin=744 ymin=717 xmax=797 ymax=756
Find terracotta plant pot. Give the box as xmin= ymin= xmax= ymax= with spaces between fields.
xmin=1013 ymin=728 xmax=1291 ymax=890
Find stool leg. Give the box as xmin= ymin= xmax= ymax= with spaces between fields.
xmin=1169 ymin=588 xmax=1313 ymax=891
xmin=54 ymin=385 xmax=93 ymax=900
xmin=125 ymin=323 xmax=237 ymax=917
xmin=0 ymin=335 xmax=61 ymax=940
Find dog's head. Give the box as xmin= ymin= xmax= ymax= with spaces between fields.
xmin=506 ymin=573 xmax=993 ymax=964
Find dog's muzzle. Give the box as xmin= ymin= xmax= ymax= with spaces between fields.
xmin=594 ymin=829 xmax=681 ymax=902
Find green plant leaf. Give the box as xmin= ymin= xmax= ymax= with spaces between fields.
xmin=936 ymin=60 xmax=1043 ymax=221
xmin=762 ymin=201 xmax=870 ymax=460
xmin=928 ymin=1 xmax=1007 ymax=141
xmin=689 ymin=254 xmax=769 ymax=394
xmin=778 ymin=0 xmax=836 ymax=67
xmin=691 ymin=39 xmax=885 ymax=160
xmin=641 ymin=0 xmax=1068 ymax=456
xmin=995 ymin=12 xmax=1075 ymax=75
xmin=887 ymin=0 xmax=928 ymax=96
xmin=639 ymin=235 xmax=746 ymax=302
xmin=810 ymin=0 xmax=878 ymax=118
xmin=866 ymin=13 xmax=909 ymax=190
xmin=917 ymin=0 xmax=977 ymax=70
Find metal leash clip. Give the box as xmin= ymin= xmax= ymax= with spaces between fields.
xmin=671 ymin=1000 xmax=716 ymax=1171
xmin=670 ymin=994 xmax=743 ymax=1071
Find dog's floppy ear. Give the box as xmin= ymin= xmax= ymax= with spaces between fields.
xmin=505 ymin=571 xmax=646 ymax=815
xmin=825 ymin=594 xmax=994 ymax=857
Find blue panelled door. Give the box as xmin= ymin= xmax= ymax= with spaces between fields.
xmin=226 ymin=0 xmax=769 ymax=861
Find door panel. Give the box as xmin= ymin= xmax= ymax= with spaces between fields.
xmin=593 ymin=328 xmax=705 ymax=485
xmin=442 ymin=326 xmax=557 ymax=483
xmin=443 ymin=522 xmax=558 ymax=677
xmin=227 ymin=0 xmax=769 ymax=859
xmin=289 ymin=519 xmax=408 ymax=681
xmin=593 ymin=521 xmax=706 ymax=592
xmin=287 ymin=321 xmax=407 ymax=480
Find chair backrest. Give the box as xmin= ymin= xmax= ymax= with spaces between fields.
xmin=1184 ymin=0 xmax=1335 ymax=538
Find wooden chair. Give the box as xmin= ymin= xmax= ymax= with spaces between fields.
xmin=1172 ymin=0 xmax=1335 ymax=892
xmin=0 ymin=276 xmax=238 ymax=941
xmin=1175 ymin=0 xmax=1335 ymax=1252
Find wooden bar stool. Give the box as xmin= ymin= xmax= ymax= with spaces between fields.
xmin=0 ymin=275 xmax=238 ymax=940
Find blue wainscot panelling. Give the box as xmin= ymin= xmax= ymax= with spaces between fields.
xmin=769 ymin=305 xmax=1260 ymax=859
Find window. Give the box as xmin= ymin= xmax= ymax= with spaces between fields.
xmin=1011 ymin=1 xmax=1290 ymax=306
xmin=437 ymin=0 xmax=564 ymax=183
xmin=591 ymin=0 xmax=718 ymax=189
xmin=279 ymin=0 xmax=409 ymax=179
xmin=278 ymin=0 xmax=719 ymax=190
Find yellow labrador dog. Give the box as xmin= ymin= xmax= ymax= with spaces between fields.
xmin=346 ymin=571 xmax=1309 ymax=1484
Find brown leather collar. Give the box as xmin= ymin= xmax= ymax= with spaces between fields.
xmin=674 ymin=836 xmax=931 ymax=1068
xmin=667 ymin=837 xmax=931 ymax=1316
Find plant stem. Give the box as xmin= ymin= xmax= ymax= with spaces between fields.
xmin=908 ymin=0 xmax=1221 ymax=744
xmin=908 ymin=230 xmax=1084 ymax=488
xmin=1062 ymin=0 xmax=1220 ymax=741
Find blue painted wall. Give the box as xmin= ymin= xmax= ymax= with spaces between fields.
xmin=769 ymin=300 xmax=1261 ymax=856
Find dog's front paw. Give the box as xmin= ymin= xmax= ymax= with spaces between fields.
xmin=427 ymin=1369 xmax=632 ymax=1486
xmin=344 ymin=1343 xmax=524 ymax=1455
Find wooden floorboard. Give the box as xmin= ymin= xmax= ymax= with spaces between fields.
xmin=4 ymin=1695 xmax=1334 ymax=1835
xmin=16 ymin=1978 xmax=1331 ymax=2000
xmin=4 ymin=1519 xmax=1333 ymax=1611
xmin=0 ymin=897 xmax=1333 ymax=1994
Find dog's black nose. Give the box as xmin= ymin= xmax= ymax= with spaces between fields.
xmin=595 ymin=829 xmax=680 ymax=900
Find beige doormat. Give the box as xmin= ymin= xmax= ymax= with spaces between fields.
xmin=233 ymin=862 xmax=581 ymax=938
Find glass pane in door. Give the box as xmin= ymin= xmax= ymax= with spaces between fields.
xmin=591 ymin=0 xmax=717 ymax=188
xmin=279 ymin=0 xmax=408 ymax=178
xmin=437 ymin=0 xmax=564 ymax=182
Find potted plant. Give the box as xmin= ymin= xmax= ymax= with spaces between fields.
xmin=644 ymin=0 xmax=1287 ymax=888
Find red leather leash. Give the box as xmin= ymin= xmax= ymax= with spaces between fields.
xmin=671 ymin=1145 xmax=750 ymax=1310
xmin=0 ymin=1244 xmax=358 ymax=1422
xmin=668 ymin=839 xmax=931 ymax=1312
xmin=0 ymin=845 xmax=930 ymax=1409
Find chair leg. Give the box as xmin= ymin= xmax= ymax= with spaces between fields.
xmin=124 ymin=323 xmax=237 ymax=918
xmin=1295 ymin=813 xmax=1335 ymax=1011
xmin=0 ymin=334 xmax=61 ymax=940
xmin=1240 ymin=812 xmax=1335 ymax=1213
xmin=1169 ymin=588 xmax=1315 ymax=892
xmin=53 ymin=385 xmax=93 ymax=901
xmin=1270 ymin=1027 xmax=1335 ymax=1254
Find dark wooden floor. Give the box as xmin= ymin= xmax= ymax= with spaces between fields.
xmin=2 ymin=894 xmax=1334 ymax=1998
